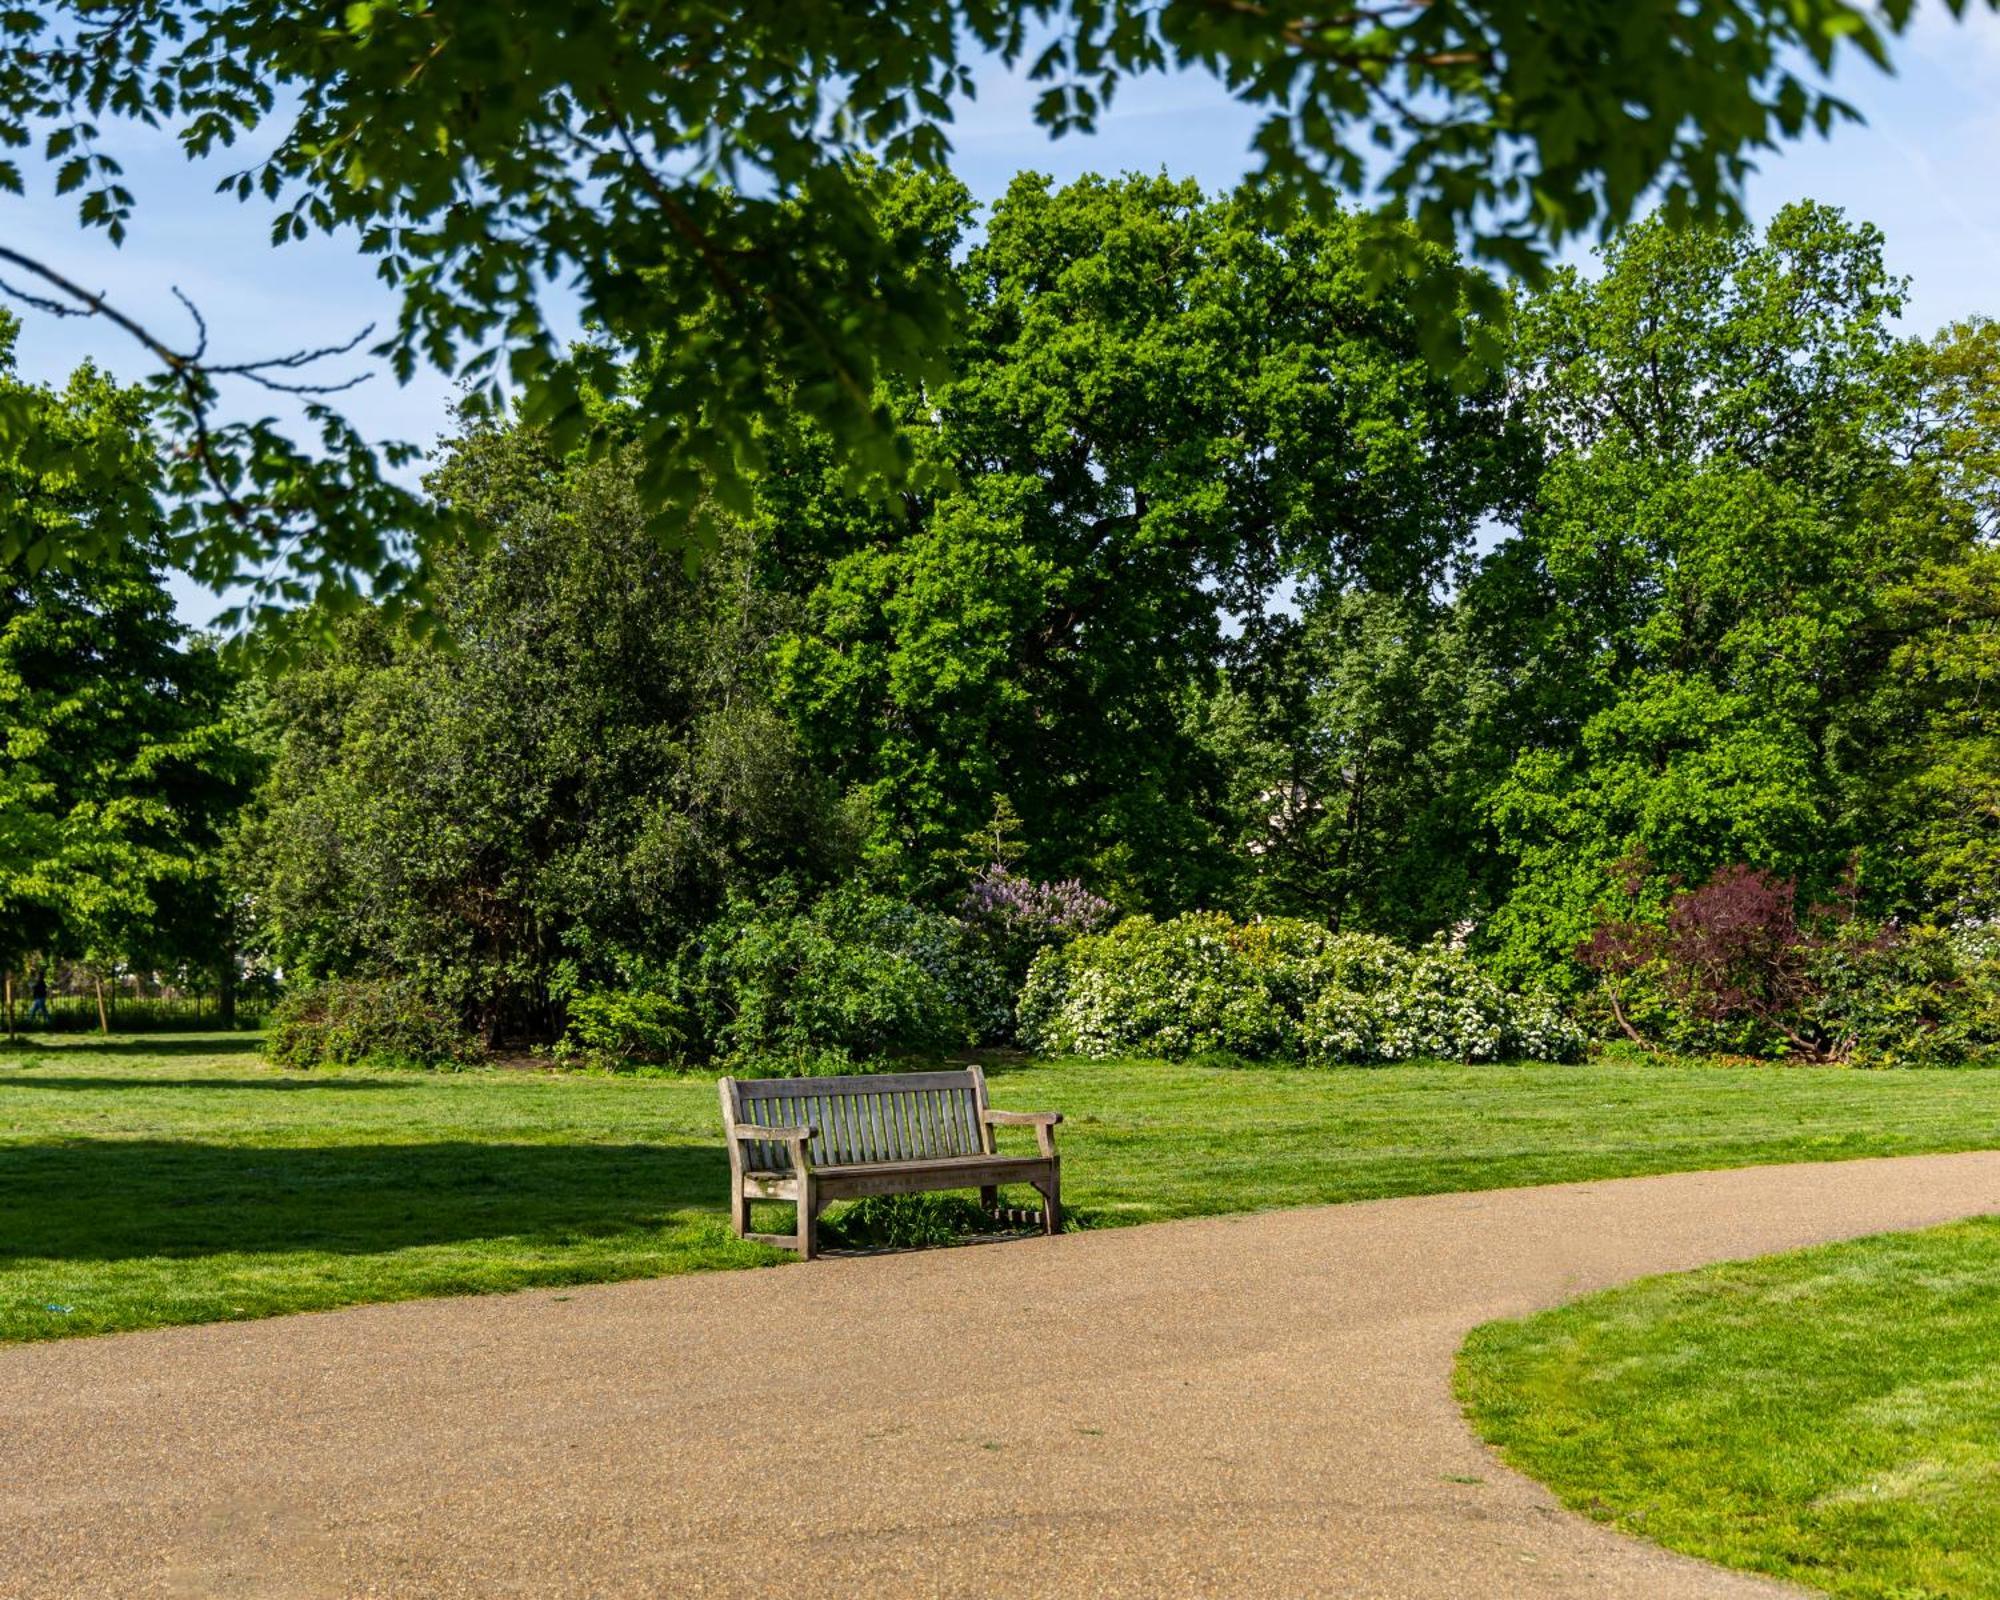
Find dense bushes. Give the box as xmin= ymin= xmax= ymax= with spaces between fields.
xmin=266 ymin=978 xmax=485 ymax=1070
xmin=1300 ymin=939 xmax=1586 ymax=1065
xmin=274 ymin=885 xmax=1993 ymax=1070
xmin=555 ymin=891 xmax=1590 ymax=1073
xmin=553 ymin=988 xmax=690 ymax=1069
xmin=1584 ymin=865 xmax=2000 ymax=1066
xmin=689 ymin=885 xmax=1012 ymax=1068
xmin=1813 ymin=922 xmax=2000 ymax=1068
xmin=1018 ymin=913 xmax=1585 ymax=1065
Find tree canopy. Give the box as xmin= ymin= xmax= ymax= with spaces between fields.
xmin=757 ymin=171 xmax=1525 ymax=906
xmin=6 ymin=172 xmax=1998 ymax=1057
xmin=1 ymin=0 xmax=1994 ymax=620
xmin=0 ymin=312 xmax=253 ymax=992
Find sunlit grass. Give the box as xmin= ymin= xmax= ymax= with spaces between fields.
xmin=1459 ymin=1220 xmax=2000 ymax=1599
xmin=5 ymin=1032 xmax=2000 ymax=1343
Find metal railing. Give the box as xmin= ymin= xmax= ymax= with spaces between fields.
xmin=5 ymin=989 xmax=269 ymax=1033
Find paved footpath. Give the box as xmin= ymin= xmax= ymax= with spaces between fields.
xmin=6 ymin=1151 xmax=2000 ymax=1599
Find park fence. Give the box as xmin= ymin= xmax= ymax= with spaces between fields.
xmin=5 ymin=980 xmax=271 ymax=1034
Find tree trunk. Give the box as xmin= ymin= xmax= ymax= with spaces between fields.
xmin=1605 ymin=981 xmax=1655 ymax=1052
xmin=95 ymin=974 xmax=109 ymax=1034
xmin=218 ymin=961 xmax=237 ymax=1029
xmin=4 ymin=971 xmax=12 ymax=1039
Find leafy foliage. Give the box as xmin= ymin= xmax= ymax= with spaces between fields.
xmin=1220 ymin=588 xmax=1506 ymax=937
xmin=769 ymin=172 xmax=1524 ymax=904
xmin=960 ymin=863 xmax=1116 ymax=984
xmin=10 ymin=170 xmax=2000 ymax=1070
xmin=1862 ymin=541 xmax=2000 ymax=920
xmin=1018 ymin=912 xmax=1582 ymax=1064
xmin=0 ymin=317 xmax=256 ymax=994
xmin=8 ymin=0 xmax=1983 ymax=607
xmin=690 ymin=884 xmax=1011 ymax=1067
xmin=1474 ymin=203 xmax=1979 ymax=989
xmin=553 ymin=989 xmax=692 ymax=1071
xmin=265 ymin=976 xmax=483 ymax=1070
xmin=239 ymin=422 xmax=855 ymax=1042
xmin=818 ymin=1194 xmax=1014 ymax=1251
xmin=1582 ymin=862 xmax=2000 ymax=1065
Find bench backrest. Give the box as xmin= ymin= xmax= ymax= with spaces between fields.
xmin=721 ymin=1067 xmax=994 ymax=1172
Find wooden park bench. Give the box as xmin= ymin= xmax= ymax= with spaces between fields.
xmin=718 ymin=1066 xmax=1062 ymax=1259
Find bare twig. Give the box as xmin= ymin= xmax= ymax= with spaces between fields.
xmin=0 ymin=242 xmax=379 ymax=537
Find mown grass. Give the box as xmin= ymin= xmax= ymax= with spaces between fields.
xmin=1458 ymin=1219 xmax=2000 ymax=1600
xmin=5 ymin=1033 xmax=2000 ymax=1343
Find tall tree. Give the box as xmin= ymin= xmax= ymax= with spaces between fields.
xmin=0 ymin=315 xmax=252 ymax=1011
xmin=1218 ymin=588 xmax=1504 ymax=937
xmin=764 ymin=172 xmax=1527 ymax=907
xmin=244 ymin=421 xmax=856 ymax=1042
xmin=1473 ymin=204 xmax=1964 ymax=985
xmin=1847 ymin=319 xmax=2000 ymax=918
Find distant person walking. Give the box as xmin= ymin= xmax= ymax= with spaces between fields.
xmin=28 ymin=970 xmax=48 ymax=1024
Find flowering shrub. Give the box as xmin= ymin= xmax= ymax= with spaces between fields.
xmin=1302 ymin=939 xmax=1587 ymax=1063
xmin=1016 ymin=913 xmax=1307 ymax=1060
xmin=1018 ymin=913 xmax=1583 ymax=1064
xmin=1581 ymin=862 xmax=2000 ymax=1065
xmin=694 ymin=884 xmax=1011 ymax=1064
xmin=960 ymin=863 xmax=1115 ymax=982
xmin=963 ymin=864 xmax=1115 ymax=938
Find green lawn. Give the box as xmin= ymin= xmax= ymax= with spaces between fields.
xmin=1457 ymin=1219 xmax=2000 ymax=1600
xmin=5 ymin=1032 xmax=2000 ymax=1344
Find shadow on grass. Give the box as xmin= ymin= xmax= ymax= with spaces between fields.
xmin=0 ymin=1075 xmax=398 ymax=1092
xmin=0 ymin=1140 xmax=733 ymax=1261
xmin=3 ymin=1035 xmax=267 ymax=1058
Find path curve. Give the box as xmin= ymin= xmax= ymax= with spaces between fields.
xmin=6 ymin=1151 xmax=2000 ymax=1599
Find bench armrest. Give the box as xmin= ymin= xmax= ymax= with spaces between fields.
xmin=982 ymin=1107 xmax=1062 ymax=1157
xmin=730 ymin=1121 xmax=815 ymax=1178
xmin=731 ymin=1122 xmax=815 ymax=1144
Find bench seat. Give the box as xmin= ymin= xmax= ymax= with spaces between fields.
xmin=719 ymin=1067 xmax=1062 ymax=1258
xmin=740 ymin=1153 xmax=1059 ymax=1202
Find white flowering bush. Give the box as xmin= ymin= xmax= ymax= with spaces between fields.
xmin=1302 ymin=940 xmax=1587 ymax=1063
xmin=1019 ymin=913 xmax=1585 ymax=1065
xmin=1017 ymin=913 xmax=1326 ymax=1060
xmin=1803 ymin=918 xmax=2000 ymax=1068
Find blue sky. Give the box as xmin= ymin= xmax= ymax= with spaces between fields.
xmin=5 ymin=9 xmax=1997 ymax=624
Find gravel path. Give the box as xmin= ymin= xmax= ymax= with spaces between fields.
xmin=6 ymin=1150 xmax=1999 ymax=1599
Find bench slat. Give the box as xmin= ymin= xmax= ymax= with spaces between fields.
xmin=841 ymin=1091 xmax=864 ymax=1164
xmin=835 ymin=1091 xmax=860 ymax=1164
xmin=734 ymin=1070 xmax=979 ymax=1099
xmin=834 ymin=1094 xmax=852 ymax=1163
xmin=922 ymin=1089 xmax=943 ymax=1156
xmin=856 ymin=1092 xmax=878 ymax=1164
xmin=911 ymin=1088 xmax=933 ymax=1157
xmin=728 ymin=1070 xmax=996 ymax=1167
xmin=752 ymin=1095 xmax=789 ymax=1172
xmin=799 ymin=1093 xmax=826 ymax=1168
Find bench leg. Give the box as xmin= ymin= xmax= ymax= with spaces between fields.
xmin=979 ymin=1185 xmax=999 ymax=1214
xmin=797 ymin=1181 xmax=818 ymax=1260
xmin=731 ymin=1184 xmax=751 ymax=1240
xmin=1036 ymin=1165 xmax=1061 ymax=1236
